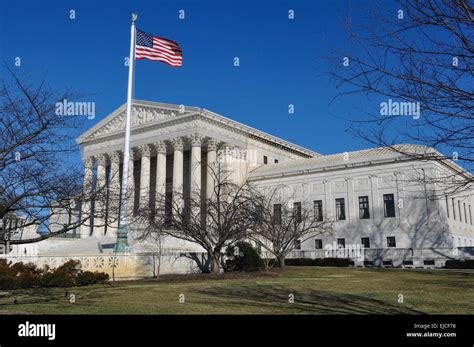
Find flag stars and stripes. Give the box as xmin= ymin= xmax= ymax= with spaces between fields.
xmin=135 ymin=28 xmax=183 ymax=67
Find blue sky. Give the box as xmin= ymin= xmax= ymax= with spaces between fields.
xmin=1 ymin=0 xmax=382 ymax=157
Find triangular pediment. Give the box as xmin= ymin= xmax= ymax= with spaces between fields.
xmin=78 ymin=99 xmax=319 ymax=158
xmin=78 ymin=100 xmax=197 ymax=143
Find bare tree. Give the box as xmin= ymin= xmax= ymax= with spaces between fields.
xmin=251 ymin=186 xmax=332 ymax=268
xmin=327 ymin=0 xmax=474 ymax=195
xmin=135 ymin=160 xmax=259 ymax=274
xmin=0 ymin=69 xmax=114 ymax=246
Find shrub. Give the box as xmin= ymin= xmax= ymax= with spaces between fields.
xmin=76 ymin=271 xmax=95 ymax=286
xmin=225 ymin=241 xmax=264 ymax=272
xmin=445 ymin=259 xmax=474 ymax=269
xmin=57 ymin=260 xmax=81 ymax=277
xmin=76 ymin=271 xmax=96 ymax=286
xmin=0 ymin=260 xmax=43 ymax=289
xmin=93 ymin=272 xmax=109 ymax=284
xmin=41 ymin=271 xmax=76 ymax=287
xmin=0 ymin=258 xmax=108 ymax=288
xmin=76 ymin=271 xmax=109 ymax=286
xmin=41 ymin=260 xmax=81 ymax=287
xmin=284 ymin=258 xmax=314 ymax=266
xmin=313 ymin=258 xmax=351 ymax=267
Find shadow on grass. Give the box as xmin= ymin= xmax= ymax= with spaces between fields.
xmin=0 ymin=288 xmax=108 ymax=309
xmin=196 ymin=284 xmax=424 ymax=314
xmin=0 ymin=289 xmax=61 ymax=306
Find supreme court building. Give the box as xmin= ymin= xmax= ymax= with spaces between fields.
xmin=8 ymin=100 xmax=474 ymax=277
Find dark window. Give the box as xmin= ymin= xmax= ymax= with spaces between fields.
xmin=294 ymin=239 xmax=301 ymax=250
xmin=335 ymin=198 xmax=346 ymax=220
xmin=470 ymin=205 xmax=472 ymax=225
xmin=337 ymin=238 xmax=345 ymax=248
xmin=458 ymin=200 xmax=462 ymax=222
xmin=361 ymin=237 xmax=370 ymax=248
xmin=273 ymin=204 xmax=282 ymax=225
xmin=358 ymin=196 xmax=370 ymax=219
xmin=464 ymin=203 xmax=467 ymax=224
xmin=387 ymin=236 xmax=396 ymax=248
xmin=293 ymin=202 xmax=302 ymax=223
xmin=263 ymin=156 xmax=268 ymax=164
xmin=445 ymin=196 xmax=450 ymax=218
xmin=452 ymin=198 xmax=456 ymax=220
xmin=274 ymin=159 xmax=279 ymax=164
xmin=315 ymin=239 xmax=323 ymax=249
xmin=313 ymin=200 xmax=323 ymax=221
xmin=383 ymin=194 xmax=396 ymax=217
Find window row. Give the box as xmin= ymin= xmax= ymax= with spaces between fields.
xmin=314 ymin=193 xmax=396 ymax=221
xmin=263 ymin=155 xmax=279 ymax=164
xmin=311 ymin=236 xmax=397 ymax=249
xmin=272 ymin=193 xmax=396 ymax=224
xmin=445 ymin=196 xmax=473 ymax=225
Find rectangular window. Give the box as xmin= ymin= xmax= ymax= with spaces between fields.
xmin=358 ymin=196 xmax=370 ymax=219
xmin=315 ymin=239 xmax=323 ymax=249
xmin=293 ymin=202 xmax=302 ymax=223
xmin=387 ymin=236 xmax=396 ymax=248
xmin=464 ymin=203 xmax=467 ymax=224
xmin=458 ymin=200 xmax=462 ymax=222
xmin=470 ymin=205 xmax=472 ymax=225
xmin=313 ymin=200 xmax=323 ymax=221
xmin=273 ymin=204 xmax=282 ymax=225
xmin=383 ymin=194 xmax=396 ymax=218
xmin=335 ymin=198 xmax=346 ymax=220
xmin=274 ymin=159 xmax=279 ymax=164
xmin=337 ymin=238 xmax=345 ymax=248
xmin=445 ymin=195 xmax=450 ymax=218
xmin=294 ymin=239 xmax=301 ymax=250
xmin=452 ymin=198 xmax=456 ymax=220
xmin=263 ymin=156 xmax=268 ymax=164
xmin=361 ymin=237 xmax=370 ymax=248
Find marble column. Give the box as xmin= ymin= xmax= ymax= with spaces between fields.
xmin=345 ymin=178 xmax=354 ymax=222
xmin=369 ymin=175 xmax=379 ymax=222
xmin=80 ymin=157 xmax=93 ymax=238
xmin=323 ymin=180 xmax=332 ymax=221
xmin=206 ymin=139 xmax=217 ymax=199
xmin=190 ymin=134 xmax=202 ymax=198
xmin=155 ymin=141 xmax=167 ymax=205
xmin=94 ymin=154 xmax=107 ymax=237
xmin=107 ymin=151 xmax=121 ymax=237
xmin=172 ymin=137 xmax=184 ymax=206
xmin=139 ymin=144 xmax=151 ymax=209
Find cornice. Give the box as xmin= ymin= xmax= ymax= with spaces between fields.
xmin=77 ymin=101 xmax=318 ymax=159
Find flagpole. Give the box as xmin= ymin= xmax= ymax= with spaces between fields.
xmin=115 ymin=13 xmax=137 ymax=253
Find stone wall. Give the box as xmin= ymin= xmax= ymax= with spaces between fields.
xmin=1 ymin=252 xmax=206 ymax=280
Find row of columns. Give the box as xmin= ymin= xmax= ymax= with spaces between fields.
xmin=80 ymin=135 xmax=218 ymax=238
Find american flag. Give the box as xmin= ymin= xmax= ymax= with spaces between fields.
xmin=135 ymin=28 xmax=183 ymax=67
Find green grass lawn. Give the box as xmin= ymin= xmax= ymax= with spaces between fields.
xmin=0 ymin=267 xmax=473 ymax=314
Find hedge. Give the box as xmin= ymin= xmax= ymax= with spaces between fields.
xmin=444 ymin=259 xmax=474 ymax=269
xmin=284 ymin=258 xmax=351 ymax=267
xmin=0 ymin=259 xmax=109 ymax=289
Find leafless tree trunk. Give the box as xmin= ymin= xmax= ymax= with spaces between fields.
xmin=135 ymin=159 xmax=260 ymax=274
xmin=251 ymin=185 xmax=333 ymax=268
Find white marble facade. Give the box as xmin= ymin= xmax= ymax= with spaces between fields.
xmin=71 ymin=100 xmax=474 ymax=268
